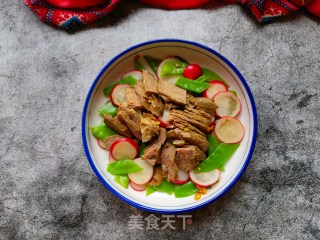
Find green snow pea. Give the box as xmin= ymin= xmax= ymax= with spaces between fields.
xmin=91 ymin=123 xmax=117 ymax=141
xmin=107 ymin=159 xmax=143 ymax=175
xmin=160 ymin=59 xmax=188 ymax=76
xmin=153 ymin=179 xmax=174 ymax=195
xmin=202 ymin=68 xmax=230 ymax=87
xmin=229 ymin=90 xmax=237 ymax=96
xmin=175 ymin=76 xmax=211 ymax=93
xmin=175 ymin=56 xmax=189 ymax=65
xmin=134 ymin=59 xmax=145 ymax=71
xmin=195 ymin=134 xmax=239 ymax=172
xmin=114 ymin=174 xmax=129 ymax=189
xmin=98 ymin=101 xmax=118 ymax=117
xmin=174 ymin=181 xmax=198 ymax=198
xmin=195 ymin=75 xmax=208 ymax=82
xmin=144 ymin=56 xmax=162 ymax=74
xmin=103 ymin=75 xmax=138 ymax=96
xmin=146 ymin=185 xmax=157 ymax=196
xmin=139 ymin=142 xmax=146 ymax=157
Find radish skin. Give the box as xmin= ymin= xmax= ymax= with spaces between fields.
xmin=130 ymin=181 xmax=147 ymax=191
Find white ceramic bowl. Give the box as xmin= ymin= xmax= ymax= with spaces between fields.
xmin=82 ymin=39 xmax=257 ymax=213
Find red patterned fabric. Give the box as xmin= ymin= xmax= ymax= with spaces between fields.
xmin=24 ymin=0 xmax=319 ymax=29
xmin=24 ymin=0 xmax=121 ymax=30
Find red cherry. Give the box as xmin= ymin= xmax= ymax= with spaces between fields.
xmin=183 ymin=64 xmax=203 ymax=80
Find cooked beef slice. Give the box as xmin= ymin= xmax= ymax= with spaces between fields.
xmin=161 ymin=143 xmax=178 ymax=182
xmin=158 ymin=128 xmax=167 ymax=145
xmin=140 ymin=113 xmax=160 ymax=142
xmin=104 ymin=135 xmax=125 ymax=150
xmin=148 ymin=167 xmax=163 ymax=187
xmin=176 ymin=145 xmax=206 ymax=171
xmin=171 ymin=118 xmax=205 ymax=136
xmin=187 ymin=96 xmax=218 ymax=115
xmin=172 ymin=139 xmax=185 ymax=147
xmin=117 ymin=103 xmax=142 ymax=140
xmin=158 ymin=80 xmax=187 ymax=105
xmin=167 ymin=128 xmax=209 ymax=152
xmin=165 ymin=102 xmax=181 ymax=110
xmin=170 ymin=109 xmax=210 ymax=133
xmin=126 ymin=87 xmax=143 ymax=109
xmin=184 ymin=106 xmax=212 ymax=121
xmin=104 ymin=115 xmax=133 ymax=138
xmin=134 ymin=81 xmax=164 ymax=117
xmin=143 ymin=70 xmax=158 ymax=94
xmin=142 ymin=139 xmax=161 ymax=165
xmin=146 ymin=94 xmax=164 ymax=117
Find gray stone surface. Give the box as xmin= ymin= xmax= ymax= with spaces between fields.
xmin=1 ymin=0 xmax=319 ymax=239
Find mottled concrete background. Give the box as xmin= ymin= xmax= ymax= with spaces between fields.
xmin=0 ymin=0 xmax=319 ymax=239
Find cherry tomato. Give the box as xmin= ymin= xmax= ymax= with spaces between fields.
xmin=183 ymin=64 xmax=203 ymax=80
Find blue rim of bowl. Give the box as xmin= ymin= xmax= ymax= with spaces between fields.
xmin=82 ymin=39 xmax=258 ymax=214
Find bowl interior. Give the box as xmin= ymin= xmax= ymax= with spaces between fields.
xmin=83 ymin=40 xmax=257 ymax=213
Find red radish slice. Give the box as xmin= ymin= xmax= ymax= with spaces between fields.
xmin=97 ymin=138 xmax=107 ymax=150
xmin=172 ymin=170 xmax=189 ymax=185
xmin=202 ymin=82 xmax=228 ymax=99
xmin=213 ymin=91 xmax=241 ymax=117
xmin=121 ymin=70 xmax=142 ymax=81
xmin=157 ymin=57 xmax=181 ymax=83
xmin=189 ymin=169 xmax=220 ymax=187
xmin=208 ymin=80 xmax=228 ymax=89
xmin=109 ymin=152 xmax=116 ymax=163
xmin=110 ymin=84 xmax=130 ymax=107
xmin=110 ymin=138 xmax=139 ymax=160
xmin=183 ymin=64 xmax=202 ymax=80
xmin=128 ymin=158 xmax=154 ymax=185
xmin=215 ymin=117 xmax=245 ymax=143
xmin=130 ymin=181 xmax=147 ymax=191
xmin=157 ymin=109 xmax=170 ymax=127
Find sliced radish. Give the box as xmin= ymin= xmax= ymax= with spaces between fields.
xmin=110 ymin=84 xmax=131 ymax=107
xmin=215 ymin=116 xmax=245 ymax=143
xmin=130 ymin=181 xmax=147 ymax=191
xmin=109 ymin=152 xmax=116 ymax=163
xmin=189 ymin=169 xmax=220 ymax=187
xmin=202 ymin=82 xmax=228 ymax=99
xmin=172 ymin=170 xmax=189 ymax=185
xmin=97 ymin=138 xmax=107 ymax=150
xmin=157 ymin=109 xmax=170 ymax=127
xmin=121 ymin=70 xmax=142 ymax=81
xmin=110 ymin=138 xmax=139 ymax=160
xmin=128 ymin=158 xmax=154 ymax=185
xmin=157 ymin=57 xmax=182 ymax=83
xmin=213 ymin=91 xmax=241 ymax=117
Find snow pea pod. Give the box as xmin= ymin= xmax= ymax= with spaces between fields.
xmin=91 ymin=123 xmax=117 ymax=141
xmin=153 ymin=179 xmax=174 ymax=195
xmin=134 ymin=59 xmax=145 ymax=71
xmin=202 ymin=68 xmax=230 ymax=87
xmin=229 ymin=90 xmax=237 ymax=96
xmin=195 ymin=135 xmax=239 ymax=172
xmin=103 ymin=75 xmax=138 ymax=96
xmin=174 ymin=181 xmax=198 ymax=198
xmin=146 ymin=185 xmax=157 ymax=196
xmin=98 ymin=101 xmax=118 ymax=117
xmin=160 ymin=59 xmax=188 ymax=76
xmin=175 ymin=76 xmax=211 ymax=93
xmin=144 ymin=56 xmax=162 ymax=74
xmin=114 ymin=174 xmax=129 ymax=189
xmin=107 ymin=159 xmax=143 ymax=175
xmin=139 ymin=142 xmax=146 ymax=157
